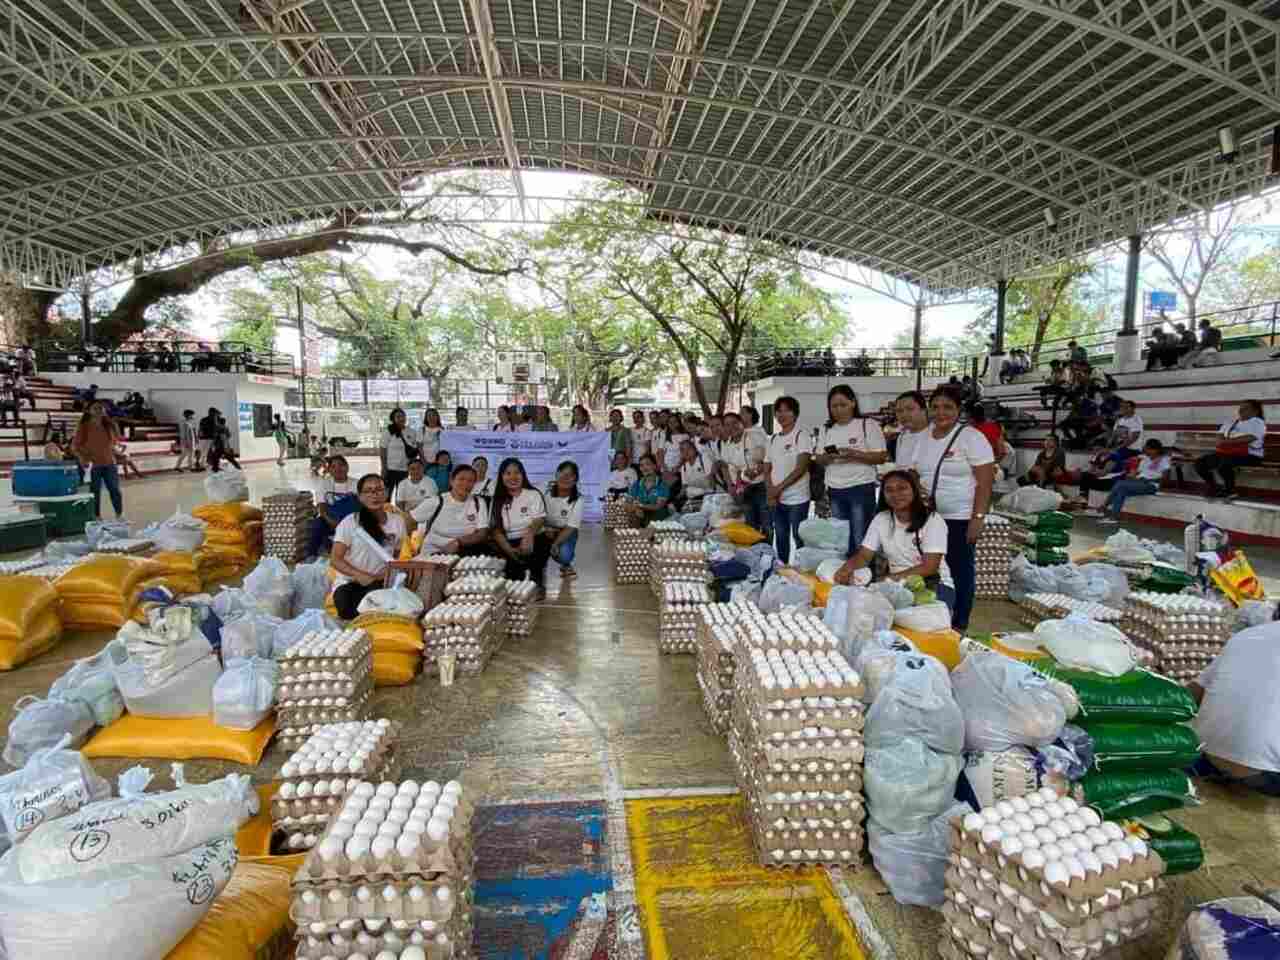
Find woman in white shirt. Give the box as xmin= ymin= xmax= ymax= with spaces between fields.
xmin=330 ymin=474 xmax=408 ymax=619
xmin=677 ymin=438 xmax=715 ymax=506
xmin=541 ymin=460 xmax=584 ymax=577
xmin=631 ymin=410 xmax=651 ymax=463
xmin=419 ymin=408 xmax=444 ymax=463
xmin=410 ymin=463 xmax=491 ymax=556
xmin=490 ymin=457 xmax=550 ymax=597
xmin=734 ymin=406 xmax=771 ymax=537
xmin=493 ymin=405 xmax=516 ymax=432
xmin=1195 ymin=399 xmax=1267 ymax=500
xmin=815 ymin=385 xmax=887 ymax=555
xmin=1101 ymin=439 xmax=1172 ymax=521
xmin=661 ymin=415 xmax=689 ymax=473
xmin=833 ymin=470 xmax=956 ymax=615
xmin=908 ymin=383 xmax=994 ymax=631
xmin=570 ymin=405 xmax=593 ymax=431
xmin=392 ymin=458 xmax=437 ymax=513
xmin=472 ymin=456 xmax=495 ymax=498
xmin=608 ymin=450 xmax=638 ymax=495
xmin=764 ymin=395 xmax=813 ymax=563
xmin=892 ymin=390 xmax=929 ymax=469
xmin=379 ymin=407 xmax=419 ymax=493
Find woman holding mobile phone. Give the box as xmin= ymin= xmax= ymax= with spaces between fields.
xmin=814 ymin=385 xmax=886 ymax=556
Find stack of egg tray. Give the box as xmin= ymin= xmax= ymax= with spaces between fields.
xmin=0 ymin=556 xmax=49 ymax=575
xmin=648 ymin=519 xmax=686 ymax=542
xmin=1017 ymin=594 xmax=1125 ymax=630
xmin=658 ymin=581 xmax=712 ymax=654
xmin=272 ymin=719 xmax=399 ymax=851
xmin=276 ymin=628 xmax=374 ymax=750
xmin=612 ymin=528 xmax=651 ymax=584
xmin=422 ymin=601 xmax=500 ymax=676
xmin=940 ymin=795 xmax=1165 ymax=960
xmin=1122 ymin=591 xmax=1231 ymax=683
xmin=696 ymin=600 xmax=762 ymax=735
xmin=975 ymin=515 xmax=1014 ymax=600
xmin=449 ymin=555 xmax=505 ymax=580
xmin=94 ymin=538 xmax=155 ymax=555
xmin=603 ymin=496 xmax=634 ymax=530
xmin=261 ymin=490 xmax=316 ymax=563
xmin=648 ymin=536 xmax=712 ymax=599
xmin=726 ymin=612 xmax=866 ymax=868
xmin=290 ymin=778 xmax=475 ymax=960
xmin=443 ymin=576 xmax=508 ymax=645
xmin=505 ymin=579 xmax=539 ymax=638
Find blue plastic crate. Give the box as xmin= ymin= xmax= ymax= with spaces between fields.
xmin=12 ymin=461 xmax=80 ymax=497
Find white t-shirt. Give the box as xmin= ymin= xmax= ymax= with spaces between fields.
xmin=419 ymin=426 xmax=443 ymax=462
xmin=411 ymin=494 xmax=489 ymax=553
xmin=680 ymin=450 xmax=716 ymax=496
xmin=1221 ymin=416 xmax=1266 ymax=458
xmin=332 ymin=512 xmax=406 ymax=587
xmin=909 ymin=425 xmax=994 ymax=520
xmin=821 ymin=418 xmax=887 ymax=488
xmin=1115 ymin=415 xmax=1143 ymax=447
xmin=498 ymin=488 xmax=546 ymax=539
xmin=632 ymin=427 xmax=652 ymax=459
xmin=1134 ymin=454 xmax=1172 ymax=483
xmin=546 ymin=493 xmax=583 ymax=530
xmin=493 ymin=423 xmax=516 ymax=433
xmin=861 ymin=511 xmax=954 ymax=589
xmin=516 ymin=422 xmax=533 ymax=433
xmin=894 ymin=427 xmax=927 ymax=470
xmin=380 ymin=428 xmax=419 ymax=472
xmin=571 ymin=423 xmax=593 ymax=432
xmin=473 ymin=475 xmax=496 ymax=497
xmin=321 ymin=477 xmax=355 ymax=504
xmin=767 ymin=425 xmax=814 ymax=506
xmin=609 ymin=467 xmax=638 ymax=490
xmin=393 ymin=475 xmax=438 ymax=511
xmin=452 ymin=423 xmax=475 ymax=431
xmin=663 ymin=433 xmax=690 ymax=470
xmin=1194 ymin=622 xmax=1280 ymax=774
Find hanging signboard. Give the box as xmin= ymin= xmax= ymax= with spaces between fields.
xmin=366 ymin=380 xmax=399 ymax=403
xmin=398 ymin=379 xmax=432 ymax=402
xmin=338 ymin=380 xmax=365 ymax=403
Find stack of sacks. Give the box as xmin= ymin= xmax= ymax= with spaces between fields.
xmin=940 ymin=795 xmax=1165 ymax=960
xmin=1018 ymin=594 xmax=1124 ymax=631
xmin=997 ymin=491 xmax=1074 ymax=568
xmin=111 ymin=605 xmax=221 ymax=718
xmin=141 ymin=550 xmax=204 ymax=597
xmin=261 ymin=490 xmax=315 ymax=563
xmin=276 ymin=628 xmax=373 ymax=749
xmin=193 ymin=501 xmax=265 ymax=584
xmin=695 ymin=599 xmax=760 ymax=735
xmin=649 ymin=537 xmax=711 ymax=599
xmin=352 ymin=587 xmax=427 ymax=687
xmin=0 ymin=767 xmax=257 ymax=960
xmin=422 ymin=602 xmax=499 ymax=676
xmin=1123 ymin=592 xmax=1231 ymax=682
xmin=864 ymin=650 xmax=968 ymax=906
xmin=728 ymin=611 xmax=865 ymax=867
xmin=612 ymin=527 xmax=651 ymax=584
xmin=505 ymin=579 xmax=539 ymax=639
xmin=974 ymin=514 xmax=1013 ymax=600
xmin=0 ymin=575 xmax=62 ymax=670
xmin=289 ymin=778 xmax=475 ymax=959
xmin=272 ymin=720 xmax=399 ymax=852
xmin=0 ymin=735 xmax=111 ymax=855
xmin=659 ymin=581 xmax=711 ymax=654
xmin=54 ymin=555 xmax=163 ymax=631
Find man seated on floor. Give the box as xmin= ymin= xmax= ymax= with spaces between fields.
xmin=1189 ymin=612 xmax=1280 ymax=797
xmin=306 ymin=455 xmax=357 ymax=560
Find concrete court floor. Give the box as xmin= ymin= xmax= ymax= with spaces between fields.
xmin=1 ymin=459 xmax=1277 ymax=959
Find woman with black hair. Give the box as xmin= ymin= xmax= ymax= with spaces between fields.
xmin=491 ymin=457 xmax=551 ymax=597
xmin=493 ymin=405 xmax=515 ymax=432
xmin=833 ymin=469 xmax=957 ymax=615
xmin=891 ymin=390 xmax=929 ymax=468
xmin=472 ymin=456 xmax=495 ymax=497
xmin=542 ymin=460 xmax=582 ymax=577
xmin=72 ymin=400 xmax=124 ymax=519
xmin=816 ymin=385 xmax=886 ymax=555
xmin=411 ymin=464 xmax=491 ymax=556
xmin=571 ymin=405 xmax=593 ymax=431
xmin=330 ymin=474 xmax=407 ymax=619
xmin=380 ymin=406 xmax=419 ymax=492
xmin=420 ymin=408 xmax=444 ymax=463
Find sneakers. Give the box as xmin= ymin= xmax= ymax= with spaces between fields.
xmin=560 ymin=565 xmax=577 ymax=578
xmin=1079 ymin=508 xmax=1104 ymax=518
xmin=1098 ymin=517 xmax=1119 ymax=525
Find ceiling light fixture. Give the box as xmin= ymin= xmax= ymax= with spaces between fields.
xmin=1218 ymin=125 xmax=1238 ymax=163
xmin=1043 ymin=208 xmax=1058 ymax=231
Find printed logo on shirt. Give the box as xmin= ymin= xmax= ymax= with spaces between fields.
xmin=560 ymin=507 xmax=569 ymax=517
xmin=520 ymin=506 xmax=529 ymax=514
xmin=465 ymin=513 xmax=476 ymax=522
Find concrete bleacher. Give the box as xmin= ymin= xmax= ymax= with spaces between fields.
xmin=986 ymin=345 xmax=1280 ymax=542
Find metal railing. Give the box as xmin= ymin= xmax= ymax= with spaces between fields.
xmin=739 ymin=347 xmax=954 ymax=380
xmin=40 ymin=340 xmax=296 ymax=378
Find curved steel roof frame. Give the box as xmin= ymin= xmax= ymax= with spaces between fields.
xmin=0 ymin=0 xmax=1277 ymax=297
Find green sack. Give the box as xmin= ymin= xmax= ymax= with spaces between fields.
xmin=1022 ymin=546 xmax=1069 ymax=566
xmin=1073 ymin=768 xmax=1198 ymax=818
xmin=1136 ymin=566 xmax=1195 ymax=594
xmin=1018 ymin=529 xmax=1071 ymax=548
xmin=1123 ymin=814 xmax=1205 ymax=876
xmin=1081 ymin=721 xmax=1202 ymax=771
xmin=1000 ymin=509 xmax=1074 ymax=531
xmin=1029 ymin=663 xmax=1199 ymax=723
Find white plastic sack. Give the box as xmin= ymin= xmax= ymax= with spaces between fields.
xmin=700 ymin=493 xmax=737 ymax=524
xmin=830 ymin=586 xmax=896 ymax=663
xmin=759 ymin=575 xmax=813 ymax=614
xmin=16 ymin=772 xmax=255 ymax=883
xmin=791 ymin=546 xmax=845 ymax=573
xmin=853 ymin=630 xmax=918 ymax=702
xmin=117 ymin=613 xmax=206 ymax=685
xmin=1010 ymin=554 xmax=1058 ymax=600
xmin=291 ymin=559 xmax=331 ymax=616
xmin=0 ymin=735 xmax=110 ymax=851
xmin=1034 ymin=615 xmax=1137 ymax=677
xmin=357 ymin=586 xmax=425 ymax=618
xmin=865 ymin=654 xmax=964 ymax=755
xmin=242 ymin=557 xmax=293 ymax=619
xmin=893 ymin=601 xmax=952 ymax=633
xmin=0 ymin=836 xmax=237 ymax=960
xmin=950 ymin=652 xmax=1067 ymax=752
xmin=1105 ymin=528 xmax=1155 ymax=563
xmin=212 ymin=657 xmax=277 ymax=731
xmin=49 ymin=649 xmax=124 ymax=727
xmin=152 ymin=511 xmax=207 ymax=552
xmin=273 ymin=609 xmax=340 ymax=658
xmin=210 ymin=586 xmax=256 ymax=623
xmin=1002 ymin=486 xmax=1063 ymax=514
xmin=109 ymin=641 xmax=221 ymax=719
xmin=1077 ymin=563 xmax=1130 ymax=607
xmin=1052 ymin=563 xmax=1089 ymax=599
xmin=45 ymin=539 xmax=91 ymax=559
xmin=815 ymin=559 xmax=846 ymax=583
xmin=1236 ymin=599 xmax=1279 ymax=632
xmin=796 ymin=517 xmax=849 ymax=552
xmin=728 ymin=581 xmax=761 ymax=605
xmin=870 ymin=580 xmax=914 ymax=610
xmin=868 ymin=802 xmax=971 ymax=907
xmin=864 ymin=738 xmax=964 ymax=834
xmin=203 ymin=467 xmax=249 ymax=503
xmin=85 ymin=520 xmax=130 ymax=548
xmin=679 ymin=513 xmax=710 ymax=536
xmin=220 ymin=612 xmax=282 ymax=660
xmin=3 ymin=697 xmax=95 ymax=768
xmin=958 ymin=747 xmax=1045 ymax=809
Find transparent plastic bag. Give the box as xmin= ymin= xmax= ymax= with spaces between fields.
xmin=1010 ymin=554 xmax=1058 ymax=597
xmin=893 ymin=601 xmax=952 ymax=633
xmin=357 ymin=586 xmax=425 ymax=618
xmin=679 ymin=513 xmax=709 ymax=535
xmin=49 ymin=648 xmax=124 ymax=728
xmin=759 ymin=575 xmax=812 ymax=614
xmin=110 ymin=641 xmax=220 ymax=718
xmin=815 ymin=559 xmax=846 ymax=583
xmin=864 ymin=738 xmax=964 ymax=834
xmin=791 ymin=546 xmax=845 ymax=573
xmin=1173 ymin=896 xmax=1280 ymax=959
xmin=853 ymin=630 xmax=918 ymax=702
xmin=870 ymin=580 xmax=914 ymax=610
xmin=1035 ymin=615 xmax=1137 ymax=677
xmin=203 ymin=467 xmax=249 ymax=503
xmin=85 ymin=520 xmax=130 ymax=548
xmin=1078 ymin=563 xmax=1130 ymax=607
xmin=796 ymin=517 xmax=849 ymax=552
xmin=833 ymin=586 xmax=896 ymax=662
xmin=241 ymin=557 xmax=293 ymax=619
xmin=220 ymin=612 xmax=282 ymax=660
xmin=3 ymin=697 xmax=95 ymax=768
xmin=957 ymin=747 xmax=1045 ymax=809
xmin=1235 ymin=599 xmax=1279 ymax=632
xmin=212 ymin=657 xmax=277 ymax=731
xmin=1002 ymin=486 xmax=1063 ymax=514
xmin=0 ymin=735 xmax=111 ymax=851
xmin=273 ymin=609 xmax=340 ymax=658
xmin=150 ymin=511 xmax=207 ymax=552
xmin=866 ymin=654 xmax=964 ymax=755
xmin=210 ymin=587 xmax=256 ymax=623
xmin=868 ymin=802 xmax=971 ymax=906
xmin=951 ymin=651 xmax=1067 ymax=752
xmin=1052 ymin=563 xmax=1089 ymax=598
xmin=44 ymin=539 xmax=91 ymax=560
xmin=728 ymin=580 xmax=762 ymax=605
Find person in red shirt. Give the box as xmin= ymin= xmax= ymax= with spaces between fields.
xmin=967 ymin=404 xmax=1007 ymax=462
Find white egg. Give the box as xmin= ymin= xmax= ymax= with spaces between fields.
xmin=1063 ymin=856 xmax=1085 ymax=881
xmin=279 ymin=782 xmax=296 ymax=799
xmin=353 ymin=821 xmax=378 ymax=838
xmin=1044 ymin=801 xmax=1065 ymax=819
xmin=995 ymin=800 xmax=1016 ymax=819
xmin=1042 ymin=843 xmax=1064 ymax=861
xmin=1080 ymin=851 xmax=1103 ymax=875
xmin=1078 ymin=808 xmax=1102 ymax=828
xmin=1058 ymin=797 xmax=1079 ymax=814
xmin=1034 ymin=826 xmax=1056 ymax=846
xmin=1013 ymin=813 xmax=1035 ymax=834
xmin=962 ymin=813 xmax=985 ymax=833
xmin=1096 ymin=846 xmax=1119 ymax=869
xmin=1063 ymin=814 xmax=1086 ymax=834
xmin=1109 ymin=840 xmax=1134 ymax=863
xmin=981 ymin=808 xmax=1002 ymax=825
xmin=999 ymin=836 xmax=1023 ymax=858
xmin=354 ymin=783 xmax=376 ymax=798
xmin=1101 ymin=822 xmax=1125 ymax=842
xmin=1086 ymin=827 xmax=1110 ymax=849
xmin=1050 ymin=820 xmax=1072 ymax=840
xmin=1044 ymin=861 xmax=1069 ymax=885
xmin=1029 ymin=809 xmax=1051 ymax=828
xmin=1126 ymin=837 xmax=1149 ymax=858
xmin=345 ymin=836 xmax=371 ymax=859
xmin=1037 ymin=786 xmax=1059 ymax=803
xmin=1009 ymin=797 xmax=1030 ymax=814
xmin=980 ymin=824 xmax=1004 ymax=846
xmin=1025 ymin=792 xmax=1045 ymax=808
xmin=330 ymin=823 xmax=354 ymax=840
xmin=371 ymin=836 xmax=395 ymax=859
xmin=396 ymin=833 xmax=421 ymax=857
xmin=376 ymin=782 xmax=397 ymax=798
xmin=1018 ymin=832 xmax=1040 ymax=849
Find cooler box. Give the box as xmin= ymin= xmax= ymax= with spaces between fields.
xmin=27 ymin=495 xmax=94 ymax=537
xmin=12 ymin=460 xmax=80 ymax=497
xmin=0 ymin=515 xmax=47 ymax=554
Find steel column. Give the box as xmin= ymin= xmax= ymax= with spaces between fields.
xmin=912 ymin=301 xmax=923 ymax=393
xmin=1121 ymin=234 xmax=1142 ymax=336
xmin=994 ymin=278 xmax=1008 ymax=356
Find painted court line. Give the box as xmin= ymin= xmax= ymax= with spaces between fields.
xmin=601 ymin=739 xmax=647 ymax=960
xmin=620 ymin=784 xmax=739 ymax=800
xmin=826 ymin=866 xmax=896 ymax=960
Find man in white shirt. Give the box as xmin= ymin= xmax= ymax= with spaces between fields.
xmin=307 ymin=455 xmax=356 ymax=559
xmin=393 ymin=459 xmax=438 ymax=513
xmin=735 ymin=406 xmax=772 ymax=536
xmin=631 ymin=410 xmax=651 ymax=463
xmin=1095 ymin=399 xmax=1143 ymax=473
xmin=764 ymin=396 xmax=812 ymax=563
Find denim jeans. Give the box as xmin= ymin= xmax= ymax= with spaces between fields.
xmin=943 ymin=518 xmax=977 ymax=630
xmin=772 ymin=501 xmax=810 ymax=564
xmin=828 ymin=483 xmax=876 ymax=556
xmin=1190 ymin=755 xmax=1280 ymax=797
xmin=550 ymin=528 xmax=579 ymax=567
xmin=307 ymin=517 xmax=336 ymax=559
xmin=743 ymin=483 xmax=771 ymax=538
xmin=89 ymin=464 xmax=123 ymax=518
xmin=1104 ymin=478 xmax=1158 ymax=516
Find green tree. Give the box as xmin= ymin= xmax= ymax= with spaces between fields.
xmin=965 ymin=260 xmax=1097 ymax=364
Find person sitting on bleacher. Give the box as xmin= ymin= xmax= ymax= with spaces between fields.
xmin=133 ymin=348 xmax=153 ymax=372
xmin=155 ymin=344 xmax=178 ymax=372
xmin=1194 ymin=400 xmax=1267 ymax=501
xmin=1097 ymin=439 xmax=1172 ymax=523
xmin=1184 ymin=317 xmax=1223 ymax=368
xmin=1019 ymin=435 xmax=1069 ymax=489
xmin=1059 ymin=392 xmax=1104 ymax=450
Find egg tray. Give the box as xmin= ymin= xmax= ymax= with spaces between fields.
xmin=448 ymin=556 xmax=506 ymax=579
xmin=696 ymin=672 xmax=732 ymax=736
xmin=278 ymin=693 xmax=374 ymax=727
xmin=94 ymin=538 xmax=156 ymax=555
xmin=293 ymin=920 xmax=474 ymax=960
xmin=293 ymin=912 xmax=473 ymax=955
xmin=748 ymin=817 xmax=865 ymax=857
xmin=735 ymin=678 xmax=866 ymax=727
xmin=729 ymin=728 xmax=864 ymax=797
xmin=295 ymin=810 xmax=476 ymax=886
xmin=732 ymin=619 xmax=841 ymax=654
xmin=747 ymin=788 xmax=866 ymax=821
xmin=278 ymin=671 xmax=375 ymax=702
xmin=280 ymin=643 xmax=375 ymax=674
xmin=744 ymin=817 xmax=865 ymax=870
xmin=290 ymin=874 xmax=475 ymax=926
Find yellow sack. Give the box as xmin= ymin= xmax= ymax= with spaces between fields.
xmin=140 ymin=573 xmax=203 ymax=597
xmin=164 ymin=860 xmax=294 ymax=960
xmin=84 ymin=713 xmax=276 ymax=765
xmin=152 ymin=551 xmax=201 ymax=575
xmin=352 ymin=614 xmax=424 ymax=653
xmin=241 ymin=852 xmax=306 ymax=871
xmin=235 ymin=783 xmax=281 ymax=858
xmin=0 ymin=576 xmax=58 ymax=638
xmin=324 ymin=591 xmax=338 ymax=618
xmin=193 ymin=502 xmax=264 ymax=528
xmin=719 ymin=521 xmax=765 ymax=546
xmin=373 ymin=651 xmax=419 ymax=686
xmin=1210 ymin=550 xmax=1266 ymax=605
xmin=55 ymin=555 xmax=162 ymax=600
xmin=896 ymin=626 xmax=964 ymax=671
xmin=62 ymin=601 xmax=128 ymax=631
xmin=203 ymin=527 xmax=249 ymax=547
xmin=0 ymin=606 xmax=61 ymax=670
xmin=986 ymin=632 xmax=1048 ymax=664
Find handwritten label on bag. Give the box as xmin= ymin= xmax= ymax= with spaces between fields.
xmin=1 ymin=772 xmax=91 ymax=842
